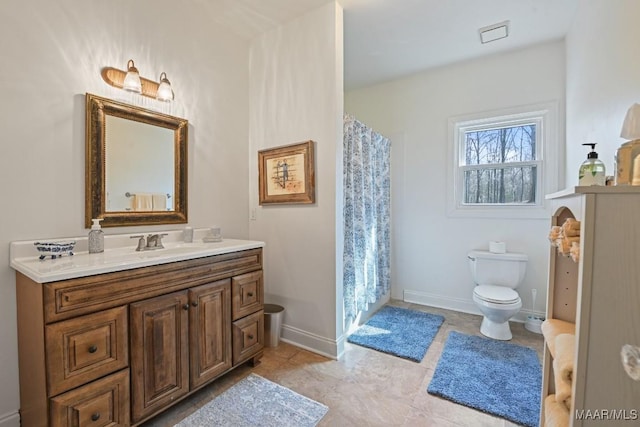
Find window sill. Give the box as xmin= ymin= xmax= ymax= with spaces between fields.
xmin=446 ymin=204 xmax=551 ymax=220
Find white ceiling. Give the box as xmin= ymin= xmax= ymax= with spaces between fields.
xmin=204 ymin=0 xmax=579 ymax=90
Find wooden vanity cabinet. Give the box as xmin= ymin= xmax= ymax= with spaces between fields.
xmin=16 ymin=247 xmax=263 ymax=427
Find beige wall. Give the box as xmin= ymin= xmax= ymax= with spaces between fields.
xmin=565 ymin=0 xmax=640 ymax=186
xmin=248 ymin=2 xmax=344 ymax=358
xmin=345 ymin=42 xmax=566 ymax=321
xmin=0 ymin=1 xmax=251 ymax=424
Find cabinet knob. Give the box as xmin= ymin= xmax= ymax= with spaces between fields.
xmin=183 ymin=304 xmax=190 ymax=310
xmin=91 ymin=413 xmax=100 ymax=421
xmin=247 ymin=334 xmax=254 ymax=340
xmin=191 ymin=301 xmax=198 ymax=307
xmin=247 ymin=292 xmax=254 ymax=297
xmin=88 ymin=345 xmax=98 ymax=354
xmin=621 ymin=344 xmax=640 ymax=381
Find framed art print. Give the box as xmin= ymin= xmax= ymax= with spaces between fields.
xmin=258 ymin=140 xmax=315 ymax=205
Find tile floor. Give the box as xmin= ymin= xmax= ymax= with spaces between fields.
xmin=141 ymin=301 xmax=543 ymax=427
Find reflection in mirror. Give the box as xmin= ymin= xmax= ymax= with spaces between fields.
xmin=86 ymin=93 xmax=188 ymax=227
xmin=105 ymin=116 xmax=175 ymax=212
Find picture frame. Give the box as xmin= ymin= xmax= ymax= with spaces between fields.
xmin=258 ymin=140 xmax=315 ymax=205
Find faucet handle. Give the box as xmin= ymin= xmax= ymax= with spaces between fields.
xmin=130 ymin=235 xmax=146 ymax=251
xmin=157 ymin=233 xmax=168 ymax=248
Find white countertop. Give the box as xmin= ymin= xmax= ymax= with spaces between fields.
xmin=546 ymin=185 xmax=640 ymax=199
xmin=10 ymin=229 xmax=264 ymax=283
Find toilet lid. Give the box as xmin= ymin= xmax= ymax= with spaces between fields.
xmin=474 ymin=285 xmax=520 ymax=304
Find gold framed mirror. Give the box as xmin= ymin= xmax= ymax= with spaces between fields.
xmin=85 ymin=93 xmax=188 ymax=227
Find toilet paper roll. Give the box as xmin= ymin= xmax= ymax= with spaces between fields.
xmin=489 ymin=241 xmax=506 ymax=254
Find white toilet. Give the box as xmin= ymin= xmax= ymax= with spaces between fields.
xmin=467 ymin=250 xmax=528 ymax=340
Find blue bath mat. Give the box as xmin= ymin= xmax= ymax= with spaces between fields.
xmin=427 ymin=331 xmax=541 ymax=427
xmin=347 ymin=306 xmax=444 ymax=362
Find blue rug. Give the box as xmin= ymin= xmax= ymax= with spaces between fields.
xmin=347 ymin=306 xmax=444 ymax=362
xmin=175 ymin=374 xmax=328 ymax=426
xmin=427 ymin=331 xmax=541 ymax=427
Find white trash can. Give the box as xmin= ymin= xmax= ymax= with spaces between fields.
xmin=264 ymin=304 xmax=285 ymax=347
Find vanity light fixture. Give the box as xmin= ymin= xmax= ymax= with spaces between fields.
xmin=156 ymin=72 xmax=174 ymax=102
xmin=101 ymin=59 xmax=175 ymax=102
xmin=122 ymin=60 xmax=142 ymax=93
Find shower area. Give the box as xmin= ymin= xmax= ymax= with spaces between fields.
xmin=343 ymin=115 xmax=392 ymax=326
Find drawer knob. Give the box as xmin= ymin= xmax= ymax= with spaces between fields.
xmin=91 ymin=413 xmax=101 ymax=421
xmin=247 ymin=292 xmax=254 ymax=297
xmin=192 ymin=301 xmax=198 ymax=307
xmin=247 ymin=334 xmax=254 ymax=340
xmin=183 ymin=304 xmax=190 ymax=310
xmin=88 ymin=345 xmax=98 ymax=354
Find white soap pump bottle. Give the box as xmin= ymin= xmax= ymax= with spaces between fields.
xmin=88 ymin=218 xmax=104 ymax=254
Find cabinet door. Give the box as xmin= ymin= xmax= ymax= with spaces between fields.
xmin=189 ymin=279 xmax=232 ymax=389
xmin=130 ymin=291 xmax=189 ymax=423
xmin=231 ymin=271 xmax=263 ymax=320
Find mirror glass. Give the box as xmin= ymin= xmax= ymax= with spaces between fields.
xmin=105 ymin=116 xmax=175 ymax=212
xmin=86 ymin=93 xmax=188 ymax=227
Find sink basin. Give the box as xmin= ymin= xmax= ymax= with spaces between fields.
xmin=136 ymin=246 xmax=203 ymax=258
xmin=135 ymin=242 xmax=220 ymax=258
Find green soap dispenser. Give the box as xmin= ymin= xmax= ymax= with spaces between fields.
xmin=578 ymin=143 xmax=606 ymax=186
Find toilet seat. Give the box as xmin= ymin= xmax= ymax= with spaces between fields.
xmin=474 ymin=285 xmax=520 ymax=304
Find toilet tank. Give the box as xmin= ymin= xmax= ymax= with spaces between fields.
xmin=467 ymin=250 xmax=528 ymax=288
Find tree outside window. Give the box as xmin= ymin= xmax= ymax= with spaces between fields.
xmin=448 ymin=103 xmax=558 ymax=219
xmin=462 ymin=123 xmax=539 ymax=205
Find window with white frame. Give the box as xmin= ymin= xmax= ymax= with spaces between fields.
xmin=448 ymin=103 xmax=558 ymax=218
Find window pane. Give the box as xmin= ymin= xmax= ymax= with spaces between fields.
xmin=464 ymin=124 xmax=536 ymax=165
xmin=463 ymin=166 xmax=537 ymax=204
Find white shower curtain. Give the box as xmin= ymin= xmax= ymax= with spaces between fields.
xmin=343 ymin=115 xmax=391 ymax=322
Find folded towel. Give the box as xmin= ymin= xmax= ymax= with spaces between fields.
xmin=554 ymin=333 xmax=575 ymax=382
xmin=553 ymin=358 xmax=572 ymax=410
xmin=545 ymin=394 xmax=570 ymax=427
xmin=152 ymin=193 xmax=167 ymax=211
xmin=570 ymin=241 xmax=580 ymax=263
xmin=555 ymin=236 xmax=580 ymax=255
xmin=561 ymin=218 xmax=581 ymax=237
xmin=133 ymin=193 xmax=153 ymax=211
xmin=549 ymin=226 xmax=562 ymax=243
xmin=541 ymin=319 xmax=576 ymax=358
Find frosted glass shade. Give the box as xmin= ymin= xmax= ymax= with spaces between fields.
xmin=620 ymin=103 xmax=640 ymax=140
xmin=156 ymin=72 xmax=173 ymax=102
xmin=123 ymin=60 xmax=142 ymax=93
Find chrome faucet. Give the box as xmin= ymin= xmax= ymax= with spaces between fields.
xmin=130 ymin=233 xmax=168 ymax=251
xmin=146 ymin=233 xmax=167 ymax=249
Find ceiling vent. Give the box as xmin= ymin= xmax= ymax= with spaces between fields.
xmin=479 ymin=20 xmax=509 ymax=44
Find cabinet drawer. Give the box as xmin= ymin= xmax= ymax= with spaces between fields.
xmin=50 ymin=369 xmax=129 ymax=427
xmin=44 ymin=248 xmax=262 ymax=323
xmin=231 ymin=271 xmax=263 ymax=320
xmin=46 ymin=306 xmax=128 ymax=396
xmin=232 ymin=310 xmax=264 ymax=365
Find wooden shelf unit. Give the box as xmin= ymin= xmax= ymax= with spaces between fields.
xmin=542 ymin=187 xmax=640 ymax=426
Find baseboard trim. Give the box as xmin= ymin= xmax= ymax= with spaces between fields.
xmin=277 ymin=289 xmax=545 ymax=360
xmin=0 ymin=411 xmax=20 ymax=427
xmin=280 ymin=323 xmax=339 ymax=360
xmin=403 ymin=289 xmax=545 ymax=323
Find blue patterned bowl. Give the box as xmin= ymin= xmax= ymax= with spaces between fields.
xmin=34 ymin=241 xmax=76 ymax=260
